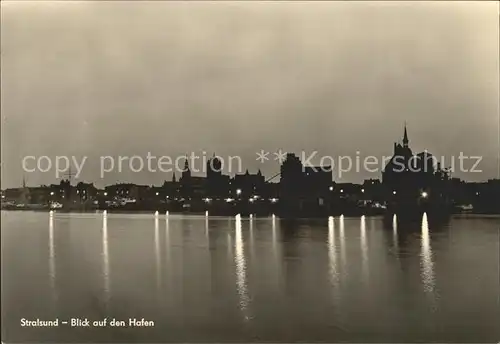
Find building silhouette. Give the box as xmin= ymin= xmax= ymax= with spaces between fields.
xmin=1 ymin=146 xmax=499 ymax=215
xmin=279 ymin=153 xmax=333 ymax=215
xmin=206 ymin=154 xmax=230 ymax=198
xmin=382 ymin=124 xmax=451 ymax=214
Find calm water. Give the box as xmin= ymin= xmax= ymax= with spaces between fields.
xmin=1 ymin=211 xmax=499 ymax=343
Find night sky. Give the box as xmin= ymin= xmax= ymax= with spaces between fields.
xmin=1 ymin=1 xmax=498 ymax=188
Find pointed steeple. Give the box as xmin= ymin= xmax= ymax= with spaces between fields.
xmin=21 ymin=175 xmax=29 ymax=204
xmin=181 ymin=155 xmax=191 ymax=182
xmin=403 ymin=122 xmax=409 ymax=148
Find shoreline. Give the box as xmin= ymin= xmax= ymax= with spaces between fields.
xmin=1 ymin=208 xmax=499 ymax=217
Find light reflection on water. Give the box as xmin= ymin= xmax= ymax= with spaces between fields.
xmin=360 ymin=215 xmax=368 ymax=281
xmin=234 ymin=215 xmax=250 ymax=320
xmin=420 ymin=213 xmax=437 ymax=310
xmin=327 ymin=216 xmax=339 ymax=287
xmin=154 ymin=216 xmax=161 ymax=293
xmin=339 ymin=214 xmax=346 ymax=271
xmin=392 ymin=214 xmax=399 ymax=252
xmin=102 ymin=213 xmax=110 ymax=307
xmin=48 ymin=212 xmax=57 ymax=303
xmin=327 ymin=216 xmax=340 ymax=305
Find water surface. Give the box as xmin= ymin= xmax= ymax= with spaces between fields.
xmin=1 ymin=211 xmax=499 ymax=342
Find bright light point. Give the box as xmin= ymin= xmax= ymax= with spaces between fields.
xmin=156 ymin=192 xmax=159 ymax=196
xmin=393 ymin=191 xmax=397 ymax=195
xmin=104 ymin=192 xmax=108 ymax=196
xmin=155 ymin=211 xmax=159 ymax=216
xmin=340 ymin=189 xmax=344 ymax=193
xmin=270 ymin=198 xmax=278 ymax=203
xmin=236 ymin=189 xmax=242 ymax=195
xmin=329 ymin=186 xmax=334 ymax=191
xmin=205 ymin=211 xmax=209 ymax=217
xmin=249 ymin=198 xmax=254 ymax=203
xmin=49 ymin=210 xmax=54 ymax=215
xmin=226 ymin=198 xmax=234 ymax=203
xmin=361 ymin=189 xmax=365 ymax=193
xmin=250 ymin=214 xmax=253 ymax=218
xmin=204 ymin=198 xmax=211 ymax=203
xmin=421 ymin=191 xmax=428 ymax=198
xmin=50 ymin=192 xmax=54 ymax=196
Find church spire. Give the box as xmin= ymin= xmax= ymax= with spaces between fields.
xmin=181 ymin=155 xmax=191 ymax=182
xmin=183 ymin=154 xmax=190 ymax=172
xmin=403 ymin=122 xmax=409 ymax=148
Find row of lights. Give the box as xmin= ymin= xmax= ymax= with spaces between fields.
xmin=42 ymin=188 xmax=431 ymax=201
xmin=392 ymin=190 xmax=429 ymax=198
xmin=329 ymin=187 xmax=367 ymax=193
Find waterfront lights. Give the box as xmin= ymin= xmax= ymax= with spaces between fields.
xmin=270 ymin=198 xmax=278 ymax=203
xmin=204 ymin=198 xmax=212 ymax=203
xmin=249 ymin=198 xmax=254 ymax=203
xmin=236 ymin=189 xmax=242 ymax=196
xmin=205 ymin=211 xmax=209 ymax=217
xmin=421 ymin=191 xmax=428 ymax=198
xmin=226 ymin=198 xmax=234 ymax=203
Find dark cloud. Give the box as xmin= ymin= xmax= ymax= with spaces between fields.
xmin=1 ymin=1 xmax=498 ymax=187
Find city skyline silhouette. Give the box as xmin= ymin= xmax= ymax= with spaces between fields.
xmin=1 ymin=1 xmax=498 ymax=188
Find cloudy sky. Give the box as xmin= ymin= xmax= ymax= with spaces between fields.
xmin=1 ymin=1 xmax=498 ymax=188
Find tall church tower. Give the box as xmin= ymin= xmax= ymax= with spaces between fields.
xmin=181 ymin=156 xmax=191 ymax=182
xmin=403 ymin=123 xmax=409 ymax=148
xmin=20 ymin=176 xmax=30 ymax=204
